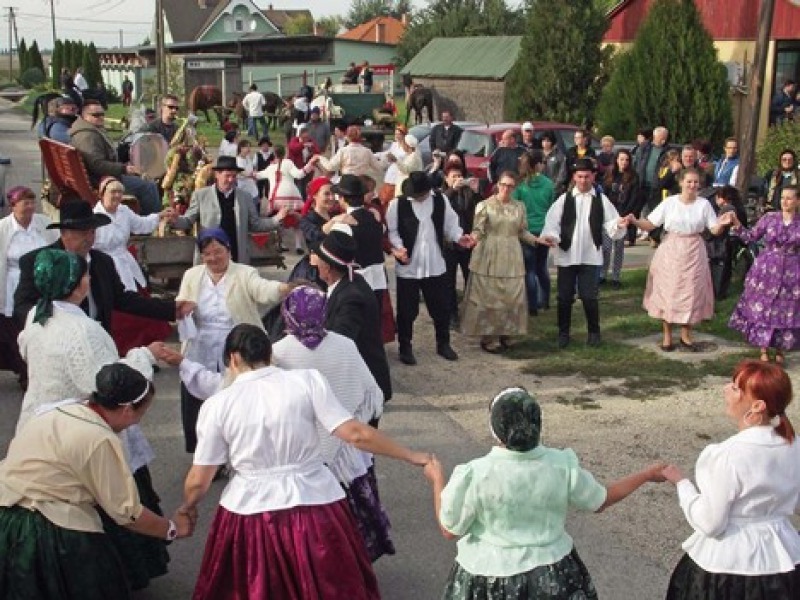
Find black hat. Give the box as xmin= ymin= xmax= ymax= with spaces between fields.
xmin=47 ymin=201 xmax=111 ymax=230
xmin=331 ymin=174 xmax=366 ymax=198
xmin=56 ymin=96 xmax=77 ymax=108
xmin=211 ymin=155 xmax=244 ymax=172
xmin=401 ymin=171 xmax=433 ymax=197
xmin=572 ymin=157 xmax=596 ymax=173
xmin=312 ymin=228 xmax=359 ymax=277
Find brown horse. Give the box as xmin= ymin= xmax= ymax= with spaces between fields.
xmin=187 ymin=85 xmax=222 ymax=123
xmin=405 ymin=85 xmax=435 ymax=126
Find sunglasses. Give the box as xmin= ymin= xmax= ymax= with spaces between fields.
xmin=90 ymin=112 xmax=105 ymax=117
xmin=164 ymin=105 xmax=179 ymax=110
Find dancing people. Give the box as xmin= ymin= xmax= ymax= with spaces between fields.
xmin=662 ymin=360 xmax=800 ymax=599
xmin=424 ymin=386 xmax=666 ymax=599
xmin=728 ymin=185 xmax=800 ymax=363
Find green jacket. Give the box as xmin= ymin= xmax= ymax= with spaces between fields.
xmin=513 ymin=174 xmax=555 ymax=234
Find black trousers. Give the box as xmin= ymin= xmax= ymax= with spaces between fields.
xmin=180 ymin=383 xmax=203 ymax=453
xmin=556 ymin=265 xmax=600 ymax=336
xmin=444 ymin=246 xmax=471 ymax=317
xmin=396 ymin=274 xmax=450 ymax=349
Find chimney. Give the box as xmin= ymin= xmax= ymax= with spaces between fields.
xmin=377 ymin=21 xmax=386 ymax=43
xmin=401 ymin=12 xmax=409 ymax=26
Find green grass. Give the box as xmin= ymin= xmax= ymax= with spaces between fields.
xmin=506 ymin=267 xmax=753 ymax=398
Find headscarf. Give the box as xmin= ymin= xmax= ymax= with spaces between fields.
xmin=302 ymin=176 xmax=332 ymax=216
xmin=489 ymin=387 xmax=542 ymax=452
xmin=281 ymin=285 xmax=327 ymax=349
xmin=33 ymin=249 xmax=86 ymax=325
xmin=6 ymin=185 xmax=35 ymax=206
xmin=197 ymin=227 xmax=232 ymax=250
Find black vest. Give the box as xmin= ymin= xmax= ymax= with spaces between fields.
xmin=350 ymin=208 xmax=385 ymax=268
xmin=397 ymin=193 xmax=446 ymax=259
xmin=559 ymin=190 xmax=604 ymax=252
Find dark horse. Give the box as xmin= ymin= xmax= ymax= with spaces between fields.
xmin=187 ymin=85 xmax=223 ymax=123
xmin=30 ymin=89 xmax=107 ymax=130
xmin=405 ymin=85 xmax=434 ymax=126
xmin=263 ymin=91 xmax=291 ymax=130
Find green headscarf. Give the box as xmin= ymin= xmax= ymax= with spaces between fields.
xmin=33 ymin=249 xmax=86 ymax=325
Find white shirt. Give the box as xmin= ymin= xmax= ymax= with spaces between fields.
xmin=382 ymin=141 xmax=407 ymax=184
xmin=677 ymin=426 xmax=800 ymax=575
xmin=4 ymin=217 xmax=49 ymax=316
xmin=236 ymin=155 xmax=259 ymax=200
xmin=541 ymin=188 xmax=624 ymax=267
xmin=647 ymin=194 xmax=718 ymax=235
xmin=74 ymin=73 xmax=88 ymax=91
xmin=194 ymin=366 xmax=353 ymax=514
xmin=387 ymin=193 xmax=464 ymax=279
xmin=93 ymin=203 xmax=160 ymax=292
xmin=242 ymin=90 xmax=265 ymax=118
xmin=218 ymin=139 xmax=238 ymax=157
xmin=185 ymin=272 xmax=235 ymax=371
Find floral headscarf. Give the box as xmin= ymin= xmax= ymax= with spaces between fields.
xmin=281 ymin=285 xmax=327 ymax=349
xmin=33 ymin=249 xmax=85 ymax=325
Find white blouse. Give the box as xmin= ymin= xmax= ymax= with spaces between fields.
xmin=93 ymin=203 xmax=160 ymax=292
xmin=4 ymin=216 xmax=50 ymax=316
xmin=272 ymin=332 xmax=383 ymax=484
xmin=194 ymin=366 xmax=353 ymax=514
xmin=236 ymin=154 xmax=259 ymax=200
xmin=184 ymin=272 xmax=235 ymax=372
xmin=647 ymin=195 xmax=718 ymax=235
xmin=677 ymin=426 xmax=800 ymax=575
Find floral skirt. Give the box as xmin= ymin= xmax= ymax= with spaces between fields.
xmin=666 ymin=553 xmax=800 ymax=600
xmin=345 ymin=465 xmax=395 ymax=562
xmin=0 ymin=506 xmax=131 ymax=600
xmin=442 ymin=548 xmax=597 ymax=600
xmin=193 ymin=500 xmax=380 ymax=600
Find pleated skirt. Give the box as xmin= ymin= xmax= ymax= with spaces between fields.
xmin=193 ymin=499 xmax=380 ymax=600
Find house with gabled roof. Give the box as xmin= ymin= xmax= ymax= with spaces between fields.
xmin=160 ymin=0 xmax=283 ymax=44
xmin=338 ymin=16 xmax=407 ymax=45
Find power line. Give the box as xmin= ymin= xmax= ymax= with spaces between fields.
xmin=15 ymin=11 xmax=150 ymax=25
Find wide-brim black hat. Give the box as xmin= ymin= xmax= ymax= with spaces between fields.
xmin=211 ymin=155 xmax=244 ymax=172
xmin=401 ymin=171 xmax=433 ymax=197
xmin=312 ymin=228 xmax=358 ymax=271
xmin=331 ymin=174 xmax=366 ymax=198
xmin=572 ymin=157 xmax=596 ymax=173
xmin=47 ymin=201 xmax=111 ymax=230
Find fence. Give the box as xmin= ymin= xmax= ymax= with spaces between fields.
xmin=243 ymin=67 xmax=398 ymax=97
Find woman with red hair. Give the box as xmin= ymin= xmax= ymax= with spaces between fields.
xmin=663 ymin=360 xmax=800 ymax=599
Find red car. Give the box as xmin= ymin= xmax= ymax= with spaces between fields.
xmin=457 ymin=122 xmax=599 ymax=181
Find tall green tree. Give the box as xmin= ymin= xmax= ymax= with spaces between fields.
xmin=17 ymin=38 xmax=28 ymax=74
xmin=28 ymin=40 xmax=45 ymax=75
xmin=505 ymin=0 xmax=611 ymax=126
xmin=284 ymin=14 xmax=314 ymax=35
xmin=51 ymin=39 xmax=64 ymax=87
xmin=82 ymin=43 xmax=102 ymax=88
xmin=596 ymin=0 xmax=732 ymax=147
xmin=396 ymin=0 xmax=524 ymax=67
xmin=345 ymin=0 xmax=412 ymax=29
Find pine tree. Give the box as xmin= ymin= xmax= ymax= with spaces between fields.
xmin=505 ymin=0 xmax=611 ymax=126
xmin=29 ymin=41 xmax=45 ymax=75
xmin=51 ymin=39 xmax=63 ymax=87
xmin=595 ymin=0 xmax=732 ymax=148
xmin=17 ymin=38 xmax=28 ymax=73
xmin=84 ymin=43 xmax=102 ymax=88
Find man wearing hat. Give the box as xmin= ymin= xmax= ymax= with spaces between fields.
xmin=13 ymin=200 xmax=182 ymax=332
xmin=70 ymin=100 xmax=162 ymax=216
xmin=172 ymin=155 xmax=287 ymax=265
xmin=387 ymin=171 xmax=475 ymax=365
xmin=540 ymin=159 xmax=627 ymax=348
xmin=37 ymin=96 xmax=78 ymax=144
xmin=310 ymin=227 xmax=392 ymax=404
xmin=520 ymin=122 xmax=542 ymax=152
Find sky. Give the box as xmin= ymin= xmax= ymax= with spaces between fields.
xmin=9 ymin=1 xmax=429 ymax=50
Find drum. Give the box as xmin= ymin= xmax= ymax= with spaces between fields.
xmin=129 ymin=133 xmax=168 ymax=180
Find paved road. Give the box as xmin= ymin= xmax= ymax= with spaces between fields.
xmin=0 ymin=99 xmax=670 ymax=599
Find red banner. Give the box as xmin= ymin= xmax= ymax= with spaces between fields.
xmin=371 ymin=64 xmax=395 ymax=75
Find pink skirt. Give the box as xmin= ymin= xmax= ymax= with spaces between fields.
xmin=643 ymin=232 xmax=714 ymax=325
xmin=193 ymin=500 xmax=380 ymax=600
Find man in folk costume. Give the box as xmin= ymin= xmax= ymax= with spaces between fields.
xmin=386 ymin=171 xmax=475 ymax=365
xmin=540 ymin=159 xmax=627 ymax=349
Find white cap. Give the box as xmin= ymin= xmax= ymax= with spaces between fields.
xmin=522 ymin=121 xmax=534 ymax=131
xmin=404 ymin=134 xmax=419 ymax=148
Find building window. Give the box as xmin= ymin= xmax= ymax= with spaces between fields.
xmin=235 ymin=18 xmax=244 ymax=32
xmin=774 ymin=47 xmax=800 ymax=94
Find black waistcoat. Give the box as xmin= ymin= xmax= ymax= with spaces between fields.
xmin=559 ymin=190 xmax=604 ymax=252
xmin=397 ymin=193 xmax=446 ymax=259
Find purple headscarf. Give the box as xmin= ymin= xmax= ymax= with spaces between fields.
xmin=281 ymin=285 xmax=327 ymax=349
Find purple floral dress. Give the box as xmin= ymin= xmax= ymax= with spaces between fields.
xmin=729 ymin=212 xmax=800 ymax=350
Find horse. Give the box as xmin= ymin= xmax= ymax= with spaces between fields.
xmin=187 ymin=85 xmax=222 ymax=123
xmin=263 ymin=91 xmax=291 ymax=130
xmin=405 ymin=85 xmax=434 ymax=126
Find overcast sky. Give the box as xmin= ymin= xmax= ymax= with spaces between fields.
xmin=12 ymin=1 xmax=429 ymax=50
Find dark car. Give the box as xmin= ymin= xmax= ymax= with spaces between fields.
xmin=457 ymin=122 xmax=600 ymax=180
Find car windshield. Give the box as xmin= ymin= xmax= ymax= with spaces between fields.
xmin=457 ymin=131 xmax=492 ymax=157
xmin=409 ymin=124 xmax=431 ymax=142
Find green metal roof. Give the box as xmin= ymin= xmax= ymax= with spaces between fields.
xmin=400 ymin=36 xmax=523 ymax=80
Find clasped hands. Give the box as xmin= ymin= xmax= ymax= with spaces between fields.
xmin=172 ymin=505 xmax=199 ymax=538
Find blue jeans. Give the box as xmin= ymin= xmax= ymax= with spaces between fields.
xmin=522 ymin=243 xmax=550 ymax=310
xmin=120 ymin=174 xmax=161 ymax=215
xmin=247 ymin=116 xmax=267 ymax=138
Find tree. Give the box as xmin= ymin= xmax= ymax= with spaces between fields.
xmin=17 ymin=38 xmax=28 ymax=74
xmin=83 ymin=42 xmax=102 ymax=88
xmin=595 ymin=0 xmax=732 ymax=147
xmin=28 ymin=41 xmax=45 ymax=76
xmin=51 ymin=39 xmax=63 ymax=87
xmin=345 ymin=0 xmax=412 ymax=29
xmin=396 ymin=0 xmax=524 ymax=67
xmin=505 ymin=0 xmax=611 ymax=126
xmin=284 ymin=13 xmax=314 ymax=35
xmin=316 ymin=15 xmax=343 ymax=37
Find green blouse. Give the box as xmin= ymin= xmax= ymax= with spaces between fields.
xmin=440 ymin=445 xmax=607 ymax=577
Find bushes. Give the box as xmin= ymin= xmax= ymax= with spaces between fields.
xmin=756 ymin=120 xmax=800 ymax=177
xmin=19 ymin=67 xmax=46 ymax=88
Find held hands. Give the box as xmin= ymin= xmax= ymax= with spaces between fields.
xmin=275 ymin=206 xmax=290 ymax=222
xmin=457 ymin=234 xmax=476 ymax=249
xmin=149 ymin=342 xmax=184 ymax=367
xmin=159 ymin=207 xmax=178 ymax=224
xmin=423 ymin=455 xmax=445 ymax=486
xmin=125 ymin=164 xmax=142 ymax=176
xmin=538 ymin=236 xmax=557 ymax=248
xmin=392 ymin=247 xmax=409 ymax=264
xmin=661 ymin=464 xmax=686 ymax=484
xmin=645 ymin=462 xmax=669 ymax=483
xmin=175 ymin=300 xmax=196 ymax=320
xmin=718 ymin=211 xmax=740 ymax=228
xmin=172 ymin=506 xmax=197 ymax=538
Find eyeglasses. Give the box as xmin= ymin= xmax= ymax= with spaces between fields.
xmin=164 ymin=105 xmax=179 ymax=110
xmin=498 ymin=183 xmax=516 ymax=188
xmin=89 ymin=112 xmax=105 ymax=117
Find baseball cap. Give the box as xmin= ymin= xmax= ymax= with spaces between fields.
xmin=522 ymin=121 xmax=534 ymax=131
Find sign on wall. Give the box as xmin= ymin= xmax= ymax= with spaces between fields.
xmin=187 ymin=60 xmax=225 ymax=70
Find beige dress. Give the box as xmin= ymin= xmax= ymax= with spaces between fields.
xmin=460 ymin=196 xmax=536 ymax=336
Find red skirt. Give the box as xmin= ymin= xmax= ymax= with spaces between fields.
xmin=110 ymin=288 xmax=173 ymax=356
xmin=193 ymin=500 xmax=380 ymax=600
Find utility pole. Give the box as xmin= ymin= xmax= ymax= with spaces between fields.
xmin=49 ymin=0 xmax=56 ymax=47
xmin=736 ymin=0 xmax=776 ymax=194
xmin=6 ymin=7 xmax=13 ymax=81
xmin=155 ymin=0 xmax=166 ymax=96
xmin=119 ymin=29 xmax=123 ymax=48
